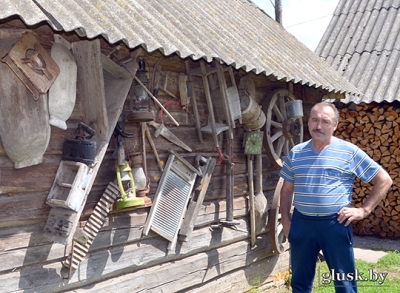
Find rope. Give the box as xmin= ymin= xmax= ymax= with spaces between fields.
xmin=216 ymin=146 xmax=233 ymax=165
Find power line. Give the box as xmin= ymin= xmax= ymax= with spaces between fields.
xmin=286 ymin=13 xmax=333 ymax=28
xmin=269 ymin=0 xmax=275 ymax=8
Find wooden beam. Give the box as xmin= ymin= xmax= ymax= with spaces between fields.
xmin=71 ymin=39 xmax=108 ymax=142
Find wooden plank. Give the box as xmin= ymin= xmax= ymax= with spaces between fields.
xmin=43 ymin=46 xmax=138 ymax=245
xmin=0 ymin=161 xmax=58 ymax=194
xmin=101 ymin=54 xmax=131 ymax=80
xmin=179 ymin=252 xmax=290 ymax=293
xmin=0 ymin=28 xmax=31 ymax=39
xmin=71 ymin=39 xmax=108 ymax=142
xmin=68 ymin=235 xmax=286 ymax=293
xmin=0 ymin=222 xmax=273 ymax=292
xmin=179 ymin=73 xmax=189 ymax=105
xmin=0 ymin=192 xmax=50 ymax=228
xmin=0 ymin=195 xmax=260 ymax=273
xmin=179 ymin=157 xmax=217 ymax=242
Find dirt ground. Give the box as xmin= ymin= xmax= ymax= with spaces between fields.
xmin=353 ymin=235 xmax=399 ymax=251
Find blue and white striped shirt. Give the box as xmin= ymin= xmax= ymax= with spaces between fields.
xmin=279 ymin=137 xmax=381 ymax=216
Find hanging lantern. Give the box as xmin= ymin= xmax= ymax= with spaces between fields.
xmin=131 ymin=154 xmax=147 ymax=191
xmin=129 ymin=59 xmax=154 ymax=122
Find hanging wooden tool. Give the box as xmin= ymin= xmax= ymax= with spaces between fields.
xmin=178 ymin=73 xmax=189 ymax=106
xmin=210 ymin=134 xmax=239 ymax=231
xmin=215 ymin=62 xmax=239 ymax=134
xmin=188 ymin=61 xmax=231 ymax=151
xmin=244 ymin=130 xmax=265 ymax=248
xmin=247 ymin=155 xmax=256 ymax=248
xmin=0 ymin=60 xmax=50 ymax=168
xmin=185 ymin=60 xmax=203 ymax=143
xmin=178 ymin=155 xmax=216 ymax=242
xmin=159 ymin=70 xmax=179 ymax=99
xmin=143 ymin=123 xmax=163 ymax=171
xmin=63 ymin=182 xmax=120 ymax=270
xmin=48 ymin=34 xmax=77 ymax=130
xmin=2 ymin=32 xmax=60 ymax=98
xmin=254 ymin=154 xmax=268 ymax=235
xmin=46 ymin=161 xmax=92 ymax=211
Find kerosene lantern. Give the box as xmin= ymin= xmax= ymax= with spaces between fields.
xmin=129 ymin=58 xmax=154 ymax=122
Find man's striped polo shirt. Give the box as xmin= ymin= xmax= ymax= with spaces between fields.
xmin=279 ymin=137 xmax=381 ymax=216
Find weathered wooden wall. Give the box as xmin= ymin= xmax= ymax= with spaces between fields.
xmin=0 ymin=20 xmax=323 ymax=293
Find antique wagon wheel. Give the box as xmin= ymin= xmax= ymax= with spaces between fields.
xmin=260 ymin=89 xmax=303 ymax=167
xmin=269 ymin=177 xmax=293 ymax=254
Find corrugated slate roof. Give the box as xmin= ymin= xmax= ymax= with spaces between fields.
xmin=316 ymin=0 xmax=400 ymax=104
xmin=2 ymin=0 xmax=360 ymax=96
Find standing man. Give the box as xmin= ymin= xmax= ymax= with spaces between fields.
xmin=279 ymin=102 xmax=392 ymax=293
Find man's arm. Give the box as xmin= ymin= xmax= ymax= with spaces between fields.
xmin=338 ymin=168 xmax=393 ymax=226
xmin=280 ymin=179 xmax=294 ymax=238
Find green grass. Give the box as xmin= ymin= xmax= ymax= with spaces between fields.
xmin=313 ymin=251 xmax=400 ymax=292
xmin=244 ymin=251 xmax=400 ymax=292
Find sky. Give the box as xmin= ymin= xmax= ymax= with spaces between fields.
xmin=252 ymin=0 xmax=340 ymax=51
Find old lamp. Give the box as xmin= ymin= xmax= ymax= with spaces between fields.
xmin=130 ymin=59 xmax=154 ymax=122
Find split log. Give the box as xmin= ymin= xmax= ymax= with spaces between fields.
xmin=336 ymin=103 xmax=400 ymax=238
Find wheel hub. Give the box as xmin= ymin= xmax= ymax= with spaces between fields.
xmin=283 ymin=118 xmax=301 ymax=138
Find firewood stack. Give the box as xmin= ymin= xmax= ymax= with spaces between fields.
xmin=336 ymin=103 xmax=400 ymax=238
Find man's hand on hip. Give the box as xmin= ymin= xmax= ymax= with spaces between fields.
xmin=337 ymin=207 xmax=368 ymax=226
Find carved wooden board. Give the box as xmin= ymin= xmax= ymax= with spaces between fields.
xmin=48 ymin=36 xmax=77 ymax=130
xmin=0 ymin=61 xmax=50 ymax=168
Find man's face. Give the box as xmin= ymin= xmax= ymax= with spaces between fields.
xmin=308 ymin=105 xmax=338 ymax=143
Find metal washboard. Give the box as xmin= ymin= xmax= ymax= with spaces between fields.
xmin=143 ymin=150 xmax=200 ymax=250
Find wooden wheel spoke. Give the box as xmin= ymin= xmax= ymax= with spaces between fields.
xmin=289 ymin=137 xmax=295 ymax=149
xmin=279 ymin=96 xmax=287 ymax=118
xmin=276 ymin=136 xmax=285 ymax=157
xmin=268 ymin=178 xmax=293 ymax=254
xmin=261 ymin=89 xmax=303 ymax=167
xmin=272 ymin=104 xmax=285 ymax=122
xmin=276 ymin=223 xmax=283 ymax=235
xmin=284 ymin=139 xmax=289 ymax=157
xmin=271 ymin=120 xmax=282 ymax=129
xmin=270 ymin=130 xmax=283 ymax=143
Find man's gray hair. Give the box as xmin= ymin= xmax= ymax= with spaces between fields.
xmin=309 ymin=101 xmax=340 ymax=124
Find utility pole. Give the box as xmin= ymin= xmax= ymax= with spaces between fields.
xmin=275 ymin=0 xmax=282 ymax=24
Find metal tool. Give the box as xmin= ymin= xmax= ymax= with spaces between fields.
xmin=62 ymin=122 xmax=96 ymax=166
xmin=148 ymin=121 xmax=192 ymax=152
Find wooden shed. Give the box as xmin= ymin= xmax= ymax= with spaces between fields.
xmin=0 ymin=1 xmax=360 ymax=292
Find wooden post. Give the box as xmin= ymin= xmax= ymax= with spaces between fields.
xmin=275 ymin=0 xmax=282 ymax=24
